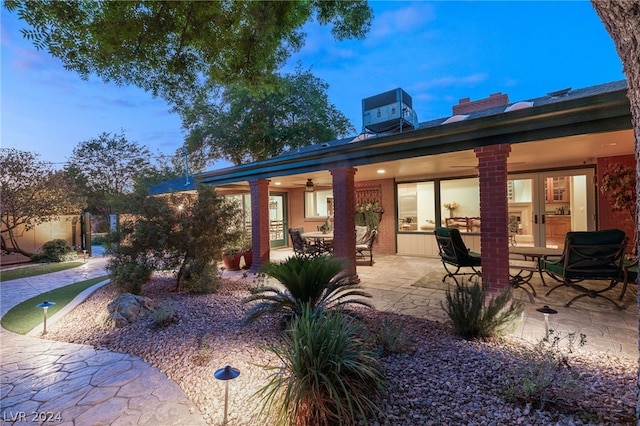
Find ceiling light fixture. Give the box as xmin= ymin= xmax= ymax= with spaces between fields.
xmin=305 ymin=178 xmax=315 ymax=192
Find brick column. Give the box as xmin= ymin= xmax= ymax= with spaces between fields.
xmin=475 ymin=144 xmax=511 ymax=293
xmin=249 ymin=179 xmax=270 ymax=272
xmin=330 ymin=167 xmax=357 ymax=275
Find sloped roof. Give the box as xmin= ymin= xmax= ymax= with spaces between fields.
xmin=150 ymin=79 xmax=630 ymax=194
xmin=149 ymin=176 xmax=198 ymax=195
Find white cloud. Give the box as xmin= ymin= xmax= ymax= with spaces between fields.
xmin=413 ymin=73 xmax=489 ymax=90
xmin=370 ymin=4 xmax=436 ymax=38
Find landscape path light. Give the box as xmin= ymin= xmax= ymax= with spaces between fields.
xmin=536 ymin=305 xmax=558 ymax=339
xmin=36 ymin=301 xmax=56 ymax=335
xmin=214 ymin=365 xmax=240 ymax=425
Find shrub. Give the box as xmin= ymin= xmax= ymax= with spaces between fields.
xmin=150 ymin=301 xmax=177 ymax=329
xmin=441 ymin=281 xmax=523 ymax=339
xmin=181 ymin=260 xmax=222 ymax=294
xmin=257 ymin=305 xmax=387 ymax=425
xmin=31 ymin=239 xmax=77 ymax=263
xmin=504 ymin=329 xmax=587 ymax=410
xmin=91 ymin=234 xmax=108 ymax=246
xmin=106 ymin=254 xmax=153 ymax=294
xmin=243 ymin=256 xmax=373 ymax=325
xmin=369 ymin=317 xmax=413 ymax=356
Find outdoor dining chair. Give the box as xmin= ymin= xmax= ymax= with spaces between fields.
xmin=355 ymin=228 xmax=377 ymax=266
xmin=288 ymin=228 xmax=321 ymax=257
xmin=542 ymin=229 xmax=628 ymax=309
xmin=619 ymin=259 xmax=638 ymax=301
xmin=434 ymin=227 xmax=481 ymax=287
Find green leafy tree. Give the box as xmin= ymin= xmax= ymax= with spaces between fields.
xmin=108 ymin=185 xmax=243 ymax=293
xmin=0 ymin=148 xmax=85 ymax=257
xmin=4 ymin=1 xmax=372 ymax=106
xmin=65 ymin=131 xmax=154 ymax=222
xmin=181 ymin=68 xmax=355 ymax=165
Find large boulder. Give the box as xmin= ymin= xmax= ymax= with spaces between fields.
xmin=104 ymin=293 xmax=155 ymax=328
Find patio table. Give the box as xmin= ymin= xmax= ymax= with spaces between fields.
xmin=301 ymin=231 xmax=334 ymax=254
xmin=509 ymin=246 xmax=562 ymax=287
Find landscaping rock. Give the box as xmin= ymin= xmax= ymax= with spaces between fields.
xmin=104 ymin=293 xmax=155 ymax=328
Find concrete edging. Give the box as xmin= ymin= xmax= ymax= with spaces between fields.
xmin=26 ymin=279 xmax=110 ymax=337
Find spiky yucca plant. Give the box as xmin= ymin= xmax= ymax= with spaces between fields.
xmin=257 ymin=304 xmax=387 ymax=425
xmin=243 ymin=256 xmax=373 ymax=324
xmin=441 ymin=281 xmax=523 ymax=339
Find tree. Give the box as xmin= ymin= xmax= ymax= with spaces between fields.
xmin=4 ymin=1 xmax=372 ymax=106
xmin=181 ymin=68 xmax=355 ymax=165
xmin=0 ymin=148 xmax=85 ymax=257
xmin=108 ymin=185 xmax=243 ymax=293
xmin=65 ymin=131 xmax=154 ymax=221
xmin=590 ymin=2 xmax=640 ymax=421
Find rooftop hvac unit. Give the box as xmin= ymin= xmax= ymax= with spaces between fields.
xmin=362 ymin=88 xmax=419 ymax=134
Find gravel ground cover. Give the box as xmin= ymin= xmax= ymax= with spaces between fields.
xmin=46 ymin=275 xmax=637 ymax=425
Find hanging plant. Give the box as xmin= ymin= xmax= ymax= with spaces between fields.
xmin=355 ymin=202 xmax=384 ymax=230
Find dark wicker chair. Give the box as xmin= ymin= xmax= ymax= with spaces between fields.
xmin=434 ymin=227 xmax=481 ymax=287
xmin=543 ymin=229 xmax=628 ymax=309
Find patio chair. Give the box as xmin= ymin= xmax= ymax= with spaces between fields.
xmin=542 ymin=229 xmax=628 ymax=309
xmin=434 ymin=227 xmax=481 ymax=287
xmin=618 ymin=259 xmax=637 ymax=301
xmin=355 ymin=228 xmax=377 ymax=266
xmin=288 ymin=228 xmax=320 ymax=257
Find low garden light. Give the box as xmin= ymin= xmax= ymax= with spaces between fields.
xmin=214 ymin=365 xmax=240 ymax=425
xmin=536 ymin=305 xmax=558 ymax=339
xmin=36 ymin=300 xmax=55 ymax=335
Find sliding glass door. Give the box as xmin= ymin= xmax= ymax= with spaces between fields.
xmin=508 ymin=169 xmax=595 ymax=248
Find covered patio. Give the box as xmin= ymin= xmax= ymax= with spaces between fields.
xmin=225 ymin=249 xmax=639 ymax=359
xmin=183 ymin=80 xmax=636 ymax=299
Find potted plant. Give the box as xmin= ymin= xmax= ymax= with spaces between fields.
xmin=355 ymin=202 xmax=384 ymax=230
xmin=240 ymin=231 xmax=252 ymax=269
xmin=222 ymin=247 xmax=243 ymax=271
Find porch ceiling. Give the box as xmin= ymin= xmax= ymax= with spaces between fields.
xmin=219 ymin=128 xmax=634 ymax=189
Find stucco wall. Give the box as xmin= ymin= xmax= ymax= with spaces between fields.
xmin=1 ymin=215 xmax=82 ymax=265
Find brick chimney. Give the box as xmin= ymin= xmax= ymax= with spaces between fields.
xmin=452 ymin=92 xmax=510 ymax=115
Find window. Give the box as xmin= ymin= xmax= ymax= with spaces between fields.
xmin=305 ymin=189 xmax=333 ymax=217
xmin=397 ymin=182 xmax=435 ymax=232
xmin=396 ymin=177 xmax=480 ymax=233
xmin=440 ymin=178 xmax=479 ymax=218
xmin=226 ymin=193 xmax=251 ymax=230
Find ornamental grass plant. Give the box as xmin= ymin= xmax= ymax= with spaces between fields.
xmin=441 ymin=280 xmax=523 ymax=339
xmin=257 ymin=304 xmax=387 ymax=426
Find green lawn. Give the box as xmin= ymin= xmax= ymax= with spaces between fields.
xmin=0 ymin=262 xmax=84 ymax=282
xmin=1 ymin=276 xmax=109 ymax=335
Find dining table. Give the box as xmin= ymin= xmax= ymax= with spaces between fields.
xmin=301 ymin=231 xmax=334 ymax=254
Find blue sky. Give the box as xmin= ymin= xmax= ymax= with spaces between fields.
xmin=1 ymin=1 xmax=625 ymax=169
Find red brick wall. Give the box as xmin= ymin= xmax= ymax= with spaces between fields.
xmin=597 ymin=154 xmax=636 ymax=252
xmin=453 ymin=92 xmax=509 ymax=115
xmin=475 ymin=144 xmax=511 ymax=292
xmin=287 ymin=187 xmax=328 ymax=234
xmin=356 ymin=178 xmax=396 ymax=255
